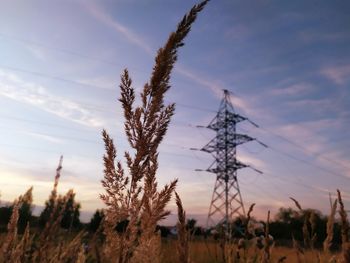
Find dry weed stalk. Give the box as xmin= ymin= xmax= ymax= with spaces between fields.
xmin=309 ymin=210 xmax=317 ymax=250
xmin=1 ymin=200 xmax=19 ymax=262
xmin=337 ymin=189 xmax=350 ymax=263
xmin=76 ymin=245 xmax=87 ymax=263
xmin=290 ymin=197 xmax=315 ymax=250
xmin=100 ymin=1 xmax=209 ymax=263
xmin=277 ymin=256 xmax=287 ymax=263
xmin=302 ymin=212 xmax=310 ymax=248
xmin=12 ymin=223 xmax=31 ymax=262
xmin=19 ymin=186 xmax=33 ymax=206
xmin=290 ymin=197 xmax=302 ymax=211
xmin=292 ymin=237 xmax=304 ymax=263
xmin=57 ymin=231 xmax=86 ymax=262
xmin=27 ymin=158 xmax=86 ymax=263
xmin=337 ymin=190 xmax=349 ymax=245
xmin=323 ymin=199 xmax=338 ymax=254
xmin=35 ymin=160 xmax=67 ymax=262
xmin=246 ymin=203 xmax=256 ymax=237
xmin=261 ymin=211 xmax=271 ymax=263
xmin=1 ymin=187 xmax=35 ymax=263
xmin=34 ymin=191 xmax=84 ymax=263
xmin=175 ymin=192 xmax=189 ymax=263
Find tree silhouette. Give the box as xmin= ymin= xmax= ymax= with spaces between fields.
xmin=60 ymin=189 xmax=81 ymax=230
xmin=18 ymin=187 xmax=33 ymax=233
xmin=88 ymin=209 xmax=104 ymax=233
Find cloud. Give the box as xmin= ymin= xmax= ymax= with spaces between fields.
xmin=0 ymin=156 xmax=104 ymax=211
xmin=175 ymin=65 xmax=222 ymax=97
xmin=313 ymin=186 xmax=350 ymax=201
xmin=238 ymin=152 xmax=266 ymax=170
xmin=82 ymin=1 xmax=257 ymax=117
xmin=299 ymin=30 xmax=347 ymax=44
xmin=77 ymin=76 xmax=116 ymax=91
xmin=271 ymin=118 xmax=350 ymax=179
xmin=224 ymin=24 xmax=253 ymax=42
xmin=82 ymin=1 xmax=153 ymax=54
xmin=0 ymin=70 xmax=103 ymax=127
xmin=176 ymin=65 xmax=256 ymax=115
xmin=286 ymin=97 xmax=341 ymax=116
xmin=321 ymin=64 xmax=350 ymax=85
xmin=3 ymin=176 xmax=103 ymax=211
xmin=274 ymin=119 xmax=333 ymax=154
xmin=270 ymin=82 xmax=314 ymax=96
xmin=23 ymin=131 xmax=65 ymax=144
xmin=25 ymin=45 xmax=48 ymax=61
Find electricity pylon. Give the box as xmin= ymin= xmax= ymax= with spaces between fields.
xmin=194 ymin=90 xmax=265 ymax=229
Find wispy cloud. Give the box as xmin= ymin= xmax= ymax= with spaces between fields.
xmin=274 ymin=119 xmax=336 ymax=154
xmin=239 ymin=152 xmax=266 ymax=170
xmin=83 ymin=1 xmax=153 ymax=54
xmin=23 ymin=131 xmax=65 ymax=144
xmin=286 ymin=97 xmax=340 ymax=116
xmin=313 ymin=186 xmax=350 ymax=202
xmin=270 ymin=82 xmax=314 ymax=96
xmin=82 ymin=1 xmax=257 ymax=117
xmin=175 ymin=65 xmax=222 ymax=97
xmin=224 ymin=24 xmax=253 ymax=42
xmin=0 ymin=70 xmax=103 ymax=127
xmin=25 ymin=45 xmax=48 ymax=61
xmin=176 ymin=65 xmax=256 ymax=116
xmin=0 ymin=165 xmax=103 ymax=210
xmin=272 ymin=118 xmax=350 ymax=178
xmin=321 ymin=64 xmax=350 ymax=85
xmin=299 ymin=30 xmax=348 ymax=44
xmin=77 ymin=76 xmax=116 ymax=91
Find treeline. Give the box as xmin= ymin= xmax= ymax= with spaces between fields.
xmin=0 ymin=195 xmax=343 ymax=250
xmin=0 ymin=187 xmax=82 ymax=233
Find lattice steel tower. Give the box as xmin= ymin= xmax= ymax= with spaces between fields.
xmin=195 ymin=90 xmax=264 ymax=228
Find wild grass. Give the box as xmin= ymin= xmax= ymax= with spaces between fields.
xmin=0 ymin=0 xmax=350 ymax=262
xmin=0 ymin=160 xmax=85 ymax=263
xmin=98 ymin=1 xmax=208 ymax=262
xmin=1 ymin=1 xmax=209 ymax=262
xmin=161 ymin=240 xmax=342 ymax=263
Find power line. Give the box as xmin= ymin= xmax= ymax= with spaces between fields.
xmin=0 ymin=139 xmax=212 ymax=164
xmin=2 ymin=87 xmax=348 ymax=184
xmin=266 ymin=144 xmax=350 ymax=183
xmin=0 ymin=32 xmax=120 ymax=68
xmin=239 ymin=126 xmax=348 ymax=190
xmin=170 ymin=101 xmax=216 ymax=113
xmin=0 ymin=65 xmax=217 ymax=115
xmin=0 ymin=125 xmax=213 ymax=161
xmin=0 ymin=128 xmax=102 ymax=145
xmin=0 ymin=113 xmax=106 ymax=132
xmin=169 ymin=103 xmax=350 ymax=171
xmin=0 ymin=112 xmax=199 ymax=135
xmin=0 ymin=64 xmax=114 ymax=91
xmin=258 ymin=125 xmax=350 ymax=170
xmin=192 ymin=114 xmax=350 ymax=187
xmin=229 ymin=114 xmax=350 ymax=174
xmin=0 ymin=51 xmax=348 ymax=182
xmin=262 ymin=171 xmax=332 ymax=201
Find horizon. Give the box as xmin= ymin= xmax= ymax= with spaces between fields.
xmin=0 ymin=0 xmax=350 ymax=226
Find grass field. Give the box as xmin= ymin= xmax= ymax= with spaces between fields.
xmin=1 ymin=1 xmax=349 ymax=262
xmin=160 ymin=239 xmax=341 ymax=263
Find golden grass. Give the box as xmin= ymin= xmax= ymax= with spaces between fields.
xmin=99 ymin=1 xmax=209 ymax=262
xmin=161 ymin=239 xmax=342 ymax=263
xmin=1 ymin=1 xmax=350 ymax=262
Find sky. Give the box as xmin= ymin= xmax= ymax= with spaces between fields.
xmin=0 ymin=0 xmax=349 ymax=225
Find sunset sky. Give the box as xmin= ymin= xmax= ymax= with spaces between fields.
xmin=0 ymin=0 xmax=349 ymax=225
